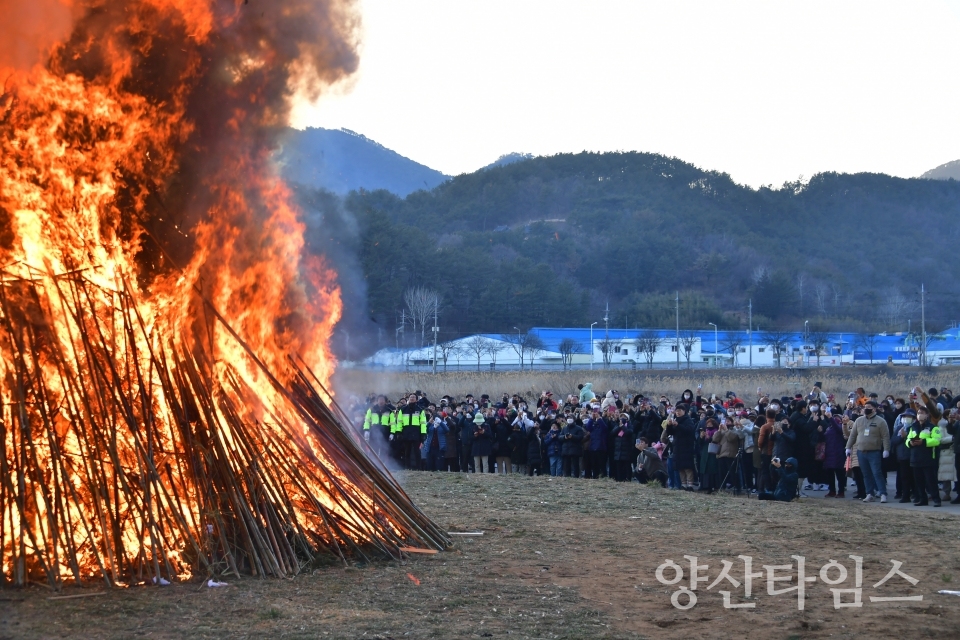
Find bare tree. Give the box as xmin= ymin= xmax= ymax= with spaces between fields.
xmin=831 ymin=284 xmax=843 ymax=315
xmin=525 ymin=334 xmax=547 ymax=369
xmin=678 ymin=330 xmax=698 ymax=369
xmin=721 ymin=334 xmax=744 ymax=367
xmin=752 ymin=265 xmax=769 ymax=285
xmin=855 ymin=333 xmax=880 ymax=364
xmin=635 ymin=331 xmax=663 ymax=369
xmin=558 ymin=338 xmax=582 ymax=370
xmin=814 ymin=283 xmax=829 ymax=316
xmin=808 ymin=329 xmax=830 ymax=366
xmin=795 ymin=273 xmax=806 ymax=314
xmin=486 ymin=339 xmax=506 ymax=369
xmin=403 ymin=286 xmax=440 ymax=347
xmin=464 ymin=335 xmax=490 ymax=371
xmin=596 ymin=337 xmax=623 ymax=368
xmin=878 ymin=293 xmax=918 ymax=330
xmin=762 ymin=330 xmax=791 ymax=368
xmin=500 ymin=332 xmax=527 ymax=370
xmin=437 ymin=341 xmax=465 ymax=372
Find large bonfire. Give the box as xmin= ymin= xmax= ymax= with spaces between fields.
xmin=0 ymin=0 xmax=447 ymax=588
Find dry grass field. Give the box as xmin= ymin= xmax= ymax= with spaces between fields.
xmin=5 ymin=471 xmax=959 ymax=639
xmin=335 ymin=366 xmax=960 ymax=404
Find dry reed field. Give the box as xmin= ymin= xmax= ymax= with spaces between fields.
xmin=336 ymin=366 xmax=960 ymax=403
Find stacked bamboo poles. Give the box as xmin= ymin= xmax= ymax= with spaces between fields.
xmin=0 ymin=267 xmax=448 ymax=588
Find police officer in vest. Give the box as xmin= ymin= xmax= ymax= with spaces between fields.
xmin=396 ymin=393 xmax=427 ymax=470
xmin=363 ymin=395 xmax=394 ymax=456
xmin=906 ymin=406 xmax=942 ymax=507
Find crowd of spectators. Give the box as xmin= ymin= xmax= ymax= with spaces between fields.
xmin=350 ymin=382 xmax=960 ymax=507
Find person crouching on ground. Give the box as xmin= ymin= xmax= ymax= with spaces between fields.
xmin=635 ymin=436 xmax=668 ymax=486
xmin=758 ymin=457 xmax=799 ymax=502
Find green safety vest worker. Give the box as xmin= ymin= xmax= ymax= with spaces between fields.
xmin=390 ymin=408 xmax=405 ymax=436
xmin=906 ymin=424 xmax=941 ymax=465
xmin=395 ymin=406 xmax=427 ymax=440
xmin=363 ymin=404 xmax=394 ymax=441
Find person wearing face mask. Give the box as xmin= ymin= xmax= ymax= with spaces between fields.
xmin=758 ymin=457 xmax=799 ymax=502
xmin=821 ymin=408 xmax=848 ymax=497
xmin=757 ymin=408 xmax=777 ymax=494
xmin=611 ymin=414 xmax=635 ymax=481
xmin=890 ymin=409 xmax=917 ymax=502
xmin=906 ymin=407 xmax=942 ymax=506
xmin=560 ymin=415 xmax=586 ymax=478
xmin=845 ymin=400 xmax=891 ymax=502
xmin=543 ymin=420 xmax=564 ymax=476
xmin=806 ymin=403 xmax=831 ymax=492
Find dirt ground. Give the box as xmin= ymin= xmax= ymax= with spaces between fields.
xmin=2 ymin=471 xmax=959 ymax=639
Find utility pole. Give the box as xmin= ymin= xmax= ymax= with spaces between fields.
xmin=748 ymin=299 xmax=753 ymax=368
xmin=431 ymin=300 xmax=439 ymax=374
xmin=603 ymin=302 xmax=609 ymax=340
xmin=590 ymin=322 xmax=597 ymax=370
xmin=675 ymin=291 xmax=680 ymax=370
xmin=708 ymin=322 xmax=718 ymax=368
xmin=920 ymin=283 xmax=926 ymax=366
xmin=513 ymin=326 xmax=522 ymax=370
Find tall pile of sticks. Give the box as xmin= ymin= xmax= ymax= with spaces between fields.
xmin=0 ymin=267 xmax=448 ymax=588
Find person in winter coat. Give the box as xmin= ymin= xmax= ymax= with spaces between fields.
xmin=560 ymin=418 xmax=585 ymax=477
xmin=841 ymin=413 xmax=866 ymax=499
xmin=470 ymin=412 xmax=493 ymax=473
xmin=936 ymin=416 xmax=956 ymax=502
xmin=578 ymin=383 xmax=596 ymax=405
xmin=525 ymin=425 xmax=543 ymax=476
xmin=757 ymin=408 xmax=777 ymax=493
xmin=947 ymin=411 xmax=960 ymax=504
xmin=822 ymin=412 xmax=848 ymax=497
xmin=508 ymin=421 xmax=529 ymax=475
xmin=907 ymin=407 xmax=942 ymax=506
xmin=789 ymin=402 xmax=816 ymax=494
xmin=662 ymin=404 xmax=697 ymax=490
xmin=737 ymin=412 xmax=759 ymax=491
xmin=610 ymin=414 xmax=635 ymax=482
xmin=458 ymin=407 xmax=475 ymax=473
xmin=441 ymin=413 xmax=460 ymax=471
xmin=770 ymin=414 xmax=797 ymax=465
xmin=890 ymin=409 xmax=916 ymax=502
xmin=422 ymin=414 xmax=449 ymax=471
xmin=634 ymin=436 xmax=668 ymax=486
xmin=544 ymin=420 xmax=564 ymax=476
xmin=806 ymin=404 xmax=831 ymax=491
xmin=698 ymin=418 xmax=719 ymax=493
xmin=583 ymin=409 xmax=609 ymax=478
xmin=600 ymin=390 xmax=618 ymax=413
xmin=845 ymin=400 xmax=891 ymax=502
xmin=714 ymin=416 xmax=742 ymax=491
xmin=758 ymin=457 xmax=799 ymax=502
xmin=493 ymin=413 xmax=512 ymax=474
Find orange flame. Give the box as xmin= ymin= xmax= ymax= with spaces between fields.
xmin=0 ymin=0 xmax=367 ymax=585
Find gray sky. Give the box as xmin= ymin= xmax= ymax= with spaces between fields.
xmin=292 ymin=0 xmax=960 ymax=187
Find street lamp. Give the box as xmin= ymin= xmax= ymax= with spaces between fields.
xmin=513 ymin=326 xmax=521 ymax=370
xmin=708 ymin=322 xmax=717 ymax=368
xmin=590 ymin=322 xmax=598 ymax=370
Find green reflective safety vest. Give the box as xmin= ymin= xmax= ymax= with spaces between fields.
xmin=906 ymin=425 xmax=941 ymax=460
xmin=395 ymin=409 xmax=427 ymax=435
xmin=363 ymin=407 xmax=394 ymax=431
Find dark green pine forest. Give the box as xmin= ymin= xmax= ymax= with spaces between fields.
xmin=292 ymin=151 xmax=960 ymax=357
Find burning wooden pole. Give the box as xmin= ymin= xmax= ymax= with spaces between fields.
xmin=0 ymin=268 xmax=448 ymax=588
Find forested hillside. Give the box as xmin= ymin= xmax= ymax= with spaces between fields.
xmin=300 ymin=152 xmax=960 ymax=353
